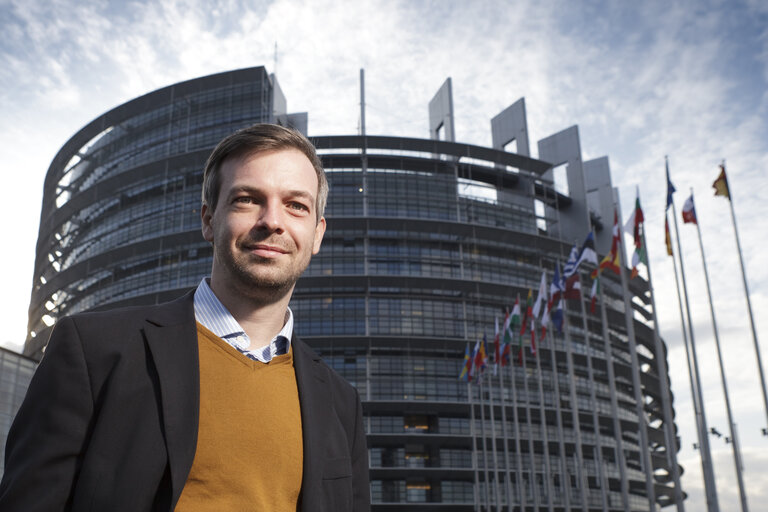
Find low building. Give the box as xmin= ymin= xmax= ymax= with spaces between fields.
xmin=0 ymin=348 xmax=37 ymax=479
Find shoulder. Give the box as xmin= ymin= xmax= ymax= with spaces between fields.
xmin=63 ymin=290 xmax=194 ymax=332
xmin=292 ymin=337 xmax=360 ymax=402
xmin=43 ymin=290 xmax=195 ymax=357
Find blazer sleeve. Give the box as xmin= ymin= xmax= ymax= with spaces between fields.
xmin=0 ymin=316 xmax=95 ymax=511
xmin=350 ymin=386 xmax=371 ymax=512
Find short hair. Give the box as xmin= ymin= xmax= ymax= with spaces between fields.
xmin=202 ymin=123 xmax=328 ymax=221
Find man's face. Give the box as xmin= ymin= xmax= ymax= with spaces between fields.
xmin=201 ymin=148 xmax=326 ymax=300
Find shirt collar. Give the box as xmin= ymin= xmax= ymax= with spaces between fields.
xmin=193 ymin=278 xmax=293 ymax=358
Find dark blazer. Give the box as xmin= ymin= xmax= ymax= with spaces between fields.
xmin=0 ymin=291 xmax=370 ymax=511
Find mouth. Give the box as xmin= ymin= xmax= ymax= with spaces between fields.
xmin=245 ymin=243 xmax=288 ymax=258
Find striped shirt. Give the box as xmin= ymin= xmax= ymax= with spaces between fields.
xmin=193 ymin=278 xmax=293 ymax=363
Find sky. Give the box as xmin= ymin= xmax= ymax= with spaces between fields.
xmin=1 ymin=0 xmax=767 ymax=508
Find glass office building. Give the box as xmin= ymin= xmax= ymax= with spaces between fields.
xmin=0 ymin=348 xmax=37 ymax=479
xmin=25 ymin=67 xmax=683 ymax=510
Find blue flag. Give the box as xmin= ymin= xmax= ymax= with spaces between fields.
xmin=563 ymin=245 xmax=579 ymax=278
xmin=666 ymin=159 xmax=676 ymax=211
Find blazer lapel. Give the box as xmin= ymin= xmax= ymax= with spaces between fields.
xmin=143 ymin=291 xmax=200 ymax=507
xmin=293 ymin=336 xmax=330 ymax=511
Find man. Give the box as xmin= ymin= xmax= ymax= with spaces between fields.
xmin=0 ymin=124 xmax=370 ymax=511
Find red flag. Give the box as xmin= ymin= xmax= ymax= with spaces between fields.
xmin=595 ymin=251 xmax=620 ymax=276
xmin=494 ymin=317 xmax=501 ymax=367
xmin=474 ymin=339 xmax=487 ymax=373
xmin=609 ymin=209 xmax=620 ymax=257
xmin=625 ymin=194 xmax=647 ymax=278
xmin=564 ymin=274 xmax=581 ymax=299
xmin=592 ymin=209 xmax=621 ymax=278
xmin=501 ymin=342 xmax=511 ymax=367
xmin=682 ymin=194 xmax=697 ymax=224
xmin=665 ymin=216 xmax=673 ymax=257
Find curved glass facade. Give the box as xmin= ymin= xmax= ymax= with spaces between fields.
xmin=26 ymin=67 xmax=682 ymax=510
xmin=26 ymin=67 xmax=280 ymax=356
xmin=299 ymin=136 xmax=681 ymax=510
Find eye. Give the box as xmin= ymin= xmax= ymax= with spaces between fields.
xmin=233 ymin=196 xmax=255 ymax=204
xmin=289 ymin=201 xmax=310 ymax=212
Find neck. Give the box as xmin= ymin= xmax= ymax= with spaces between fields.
xmin=209 ymin=278 xmax=294 ymax=349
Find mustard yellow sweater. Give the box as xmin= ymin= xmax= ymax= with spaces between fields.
xmin=175 ymin=323 xmax=303 ymax=511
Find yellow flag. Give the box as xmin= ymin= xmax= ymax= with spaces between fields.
xmin=713 ymin=164 xmax=730 ymax=199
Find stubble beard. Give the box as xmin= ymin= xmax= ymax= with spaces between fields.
xmin=216 ymin=241 xmax=310 ymax=305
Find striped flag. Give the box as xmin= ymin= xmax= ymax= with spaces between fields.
xmin=475 ymin=337 xmax=488 ymax=375
xmin=595 ymin=250 xmax=620 ymax=276
xmin=520 ymin=289 xmax=534 ymax=335
xmin=682 ymin=194 xmax=697 ymax=224
xmin=468 ymin=341 xmax=480 ymax=381
xmin=624 ymin=194 xmax=647 ymax=278
xmin=540 ymin=296 xmax=550 ymax=341
xmin=532 ymin=271 xmax=547 ymax=319
xmin=592 ymin=209 xmax=621 ymax=277
xmin=574 ymin=232 xmax=599 ymax=269
xmin=493 ymin=317 xmax=501 ymax=375
xmin=501 ymin=338 xmax=512 ymax=367
xmin=563 ymin=245 xmax=580 ymax=278
xmin=458 ymin=343 xmax=472 ymax=381
xmin=548 ymin=265 xmax=565 ymax=332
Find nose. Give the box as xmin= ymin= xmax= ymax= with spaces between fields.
xmin=256 ymin=199 xmax=284 ymax=233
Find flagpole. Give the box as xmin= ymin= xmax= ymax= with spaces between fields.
xmin=532 ymin=350 xmax=554 ymax=512
xmin=638 ymin=193 xmax=685 ymax=511
xmin=668 ymin=208 xmax=708 ymax=499
xmin=546 ymin=165 xmax=590 ymax=510
xmin=558 ymin=298 xmax=590 ymax=512
xmin=469 ymin=381 xmax=481 ymax=511
xmin=494 ymin=317 xmax=519 ymax=512
xmin=495 ymin=346 xmax=515 ymax=511
xmin=532 ymin=267 xmax=555 ymax=512
xmin=614 ymin=192 xmax=656 ymax=510
xmin=530 ymin=291 xmax=555 ymax=512
xmin=597 ymin=273 xmax=631 ymax=510
xmin=690 ymin=189 xmax=749 ymax=511
xmin=549 ymin=184 xmax=589 ymax=511
xmin=541 ymin=181 xmax=574 ymax=510
xmin=569 ymin=231 xmax=610 ymax=512
xmin=721 ymin=161 xmax=768 ymax=432
xmin=507 ymin=351 xmax=526 ymax=509
xmin=479 ymin=378 xmax=492 ymax=510
xmin=487 ymin=364 xmax=503 ymax=511
xmin=519 ymin=343 xmax=541 ymax=512
xmin=668 ymin=159 xmax=720 ymax=512
xmin=575 ymin=268 xmax=609 ymax=512
xmin=546 ymin=326 xmax=572 ymax=510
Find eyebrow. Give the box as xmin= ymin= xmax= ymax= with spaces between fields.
xmin=228 ymin=186 xmax=315 ymax=202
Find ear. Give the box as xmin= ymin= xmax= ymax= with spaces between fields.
xmin=201 ymin=203 xmax=214 ymax=243
xmin=312 ymin=217 xmax=326 ymax=255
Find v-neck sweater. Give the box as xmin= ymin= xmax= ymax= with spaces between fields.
xmin=175 ymin=322 xmax=303 ymax=511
